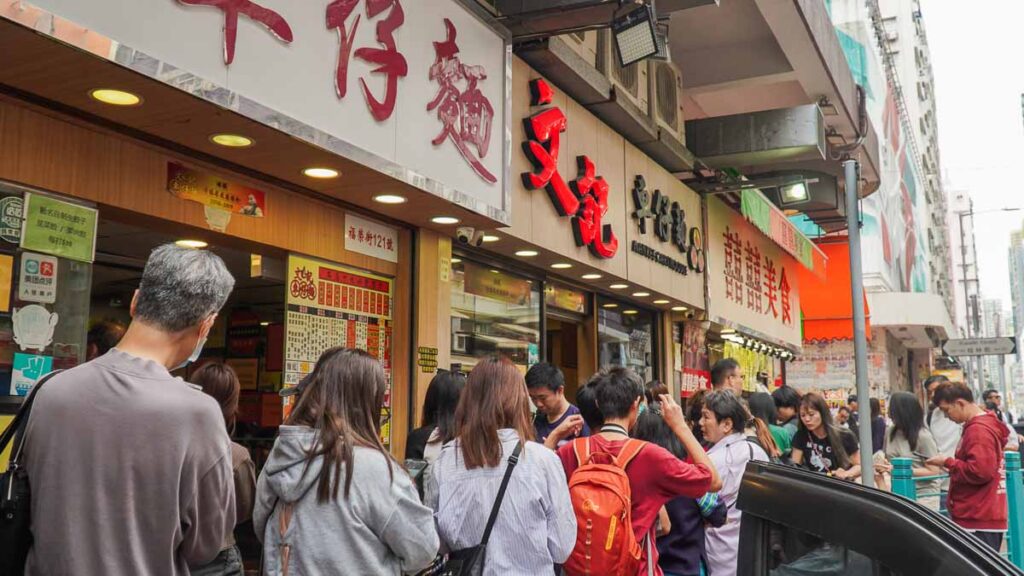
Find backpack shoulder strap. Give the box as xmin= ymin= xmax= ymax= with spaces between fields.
xmin=614 ymin=439 xmax=646 ymax=469
xmin=5 ymin=369 xmax=63 ymax=465
xmin=572 ymin=437 xmax=590 ymax=467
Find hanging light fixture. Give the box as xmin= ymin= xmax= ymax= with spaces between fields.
xmin=612 ymin=2 xmax=658 ymax=67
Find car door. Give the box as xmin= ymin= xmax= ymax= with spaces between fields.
xmin=736 ymin=461 xmax=1021 ymax=576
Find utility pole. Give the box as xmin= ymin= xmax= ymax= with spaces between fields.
xmin=845 ymin=159 xmax=874 ymax=488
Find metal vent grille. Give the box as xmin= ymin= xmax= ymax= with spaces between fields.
xmin=654 ymin=62 xmax=678 ymax=126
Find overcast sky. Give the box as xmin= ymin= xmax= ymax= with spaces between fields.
xmin=921 ymin=0 xmax=1024 ymax=310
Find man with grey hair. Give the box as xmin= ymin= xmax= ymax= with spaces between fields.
xmin=22 ymin=244 xmax=237 ymax=576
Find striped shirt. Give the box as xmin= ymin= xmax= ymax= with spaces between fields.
xmin=425 ymin=429 xmax=577 ymax=576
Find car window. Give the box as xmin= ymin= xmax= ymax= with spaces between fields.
xmin=766 ymin=521 xmax=901 ymax=576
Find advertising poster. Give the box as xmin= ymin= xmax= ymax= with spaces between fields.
xmin=10 ymin=352 xmax=53 ymax=396
xmin=167 ymin=162 xmax=267 ymax=217
xmin=680 ymin=321 xmax=711 ymax=396
xmin=463 ymin=261 xmax=531 ymax=305
xmin=20 ymin=193 xmax=98 ymax=263
xmin=284 ymin=254 xmax=393 ymax=447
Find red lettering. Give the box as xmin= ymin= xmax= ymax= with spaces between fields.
xmin=178 ymin=0 xmax=293 ymax=65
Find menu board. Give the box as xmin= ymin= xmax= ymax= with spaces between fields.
xmin=284 ymin=254 xmax=393 ymax=447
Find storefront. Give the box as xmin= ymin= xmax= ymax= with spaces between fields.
xmin=445 ymin=57 xmax=706 ymax=397
xmin=0 ymin=0 xmax=511 ymax=463
xmin=704 ymin=194 xmax=812 ymax=393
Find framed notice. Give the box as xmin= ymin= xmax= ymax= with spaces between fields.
xmin=20 ymin=193 xmax=98 ymax=263
xmin=283 ymin=254 xmax=394 ymax=447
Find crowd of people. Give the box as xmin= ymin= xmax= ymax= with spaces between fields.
xmin=10 ymin=243 xmax=1019 ymax=575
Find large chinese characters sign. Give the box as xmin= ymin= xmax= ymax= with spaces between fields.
xmin=27 ymin=0 xmax=507 ymax=214
xmin=521 ymin=79 xmax=619 ymax=259
xmin=631 ymin=175 xmax=704 ymax=276
xmin=706 ymin=197 xmax=801 ymax=348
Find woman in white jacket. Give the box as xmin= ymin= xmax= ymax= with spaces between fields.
xmin=700 ymin=390 xmax=768 ymax=576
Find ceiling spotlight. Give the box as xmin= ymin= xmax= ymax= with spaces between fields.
xmin=610 ymin=284 xmax=629 ymax=290
xmin=303 ymin=167 xmax=339 ymax=179
xmin=175 ymin=239 xmax=208 ymax=249
xmin=612 ymin=3 xmax=658 ymax=67
xmin=623 ymin=309 xmax=639 ymax=315
xmin=432 ymin=216 xmax=460 ymax=225
xmin=602 ymin=303 xmax=619 ymax=309
xmin=89 ymin=88 xmax=142 ymax=106
xmin=373 ymin=194 xmax=407 ymax=204
xmin=671 ymin=306 xmax=687 ymax=312
xmin=632 ymin=292 xmax=650 ymax=297
xmin=779 ymin=181 xmax=809 ymax=204
xmin=653 ymin=299 xmax=670 ymax=305
xmin=482 ymin=235 xmax=500 ymax=243
xmin=582 ymin=273 xmax=603 ymax=280
xmin=551 ymin=263 xmax=573 ymax=269
xmin=451 ymin=258 xmax=462 ymax=264
xmin=210 ymin=133 xmax=254 ymax=148
xmin=260 ymin=321 xmax=270 ymax=326
xmin=515 ymin=250 xmax=539 ymax=257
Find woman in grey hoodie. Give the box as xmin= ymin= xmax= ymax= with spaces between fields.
xmin=254 ymin=348 xmax=439 ymax=575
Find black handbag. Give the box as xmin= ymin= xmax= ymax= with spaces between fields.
xmin=437 ymin=441 xmax=522 ymax=576
xmin=0 ymin=370 xmax=60 ymax=576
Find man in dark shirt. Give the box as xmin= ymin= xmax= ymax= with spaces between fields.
xmin=526 ymin=362 xmax=590 ymax=447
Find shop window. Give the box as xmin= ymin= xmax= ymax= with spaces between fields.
xmin=450 ymin=259 xmax=540 ymax=371
xmin=597 ymin=296 xmax=655 ymax=382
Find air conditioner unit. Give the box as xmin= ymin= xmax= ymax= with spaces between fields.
xmin=648 ymin=59 xmax=685 ymax=145
xmin=596 ymin=29 xmax=649 ymax=114
xmin=558 ymin=30 xmax=598 ymax=69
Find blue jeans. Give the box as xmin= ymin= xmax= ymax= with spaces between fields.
xmin=190 ymin=546 xmax=244 ymax=576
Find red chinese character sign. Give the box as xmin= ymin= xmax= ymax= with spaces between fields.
xmin=427 ymin=18 xmax=495 ymax=184
xmin=177 ymin=0 xmax=293 ymax=65
xmin=706 ymin=197 xmax=801 ymax=349
xmin=521 ymin=79 xmax=618 ymax=259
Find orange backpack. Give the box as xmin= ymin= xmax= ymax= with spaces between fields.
xmin=564 ymin=437 xmax=647 ymax=576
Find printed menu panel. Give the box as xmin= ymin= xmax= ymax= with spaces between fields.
xmin=284 ymin=254 xmax=393 ymax=447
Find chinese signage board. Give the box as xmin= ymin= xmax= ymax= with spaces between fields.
xmin=706 ymin=197 xmax=802 ymax=349
xmin=544 ymin=283 xmax=587 ymax=314
xmin=18 ymin=252 xmax=57 ymax=304
xmin=167 ymin=162 xmax=267 ymax=217
xmin=344 ymin=213 xmax=398 ymax=263
xmin=20 ymin=193 xmax=98 ymax=263
xmin=16 ymin=0 xmax=508 ymax=221
xmin=740 ymin=189 xmax=826 ymax=276
xmin=463 ymin=261 xmax=532 ymax=306
xmin=508 ymin=58 xmax=705 ymax=308
xmin=284 ymin=254 xmax=393 ymax=447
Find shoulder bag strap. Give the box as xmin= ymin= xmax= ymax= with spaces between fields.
xmin=572 ymin=437 xmax=589 ymax=468
xmin=4 ymin=369 xmax=63 ymax=465
xmin=480 ymin=441 xmax=522 ymax=547
xmin=646 ymin=532 xmax=654 ymax=576
xmin=278 ymin=502 xmax=295 ymax=576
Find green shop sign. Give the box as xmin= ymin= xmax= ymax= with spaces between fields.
xmin=20 ymin=193 xmax=98 ymax=263
xmin=740 ymin=189 xmax=818 ymax=272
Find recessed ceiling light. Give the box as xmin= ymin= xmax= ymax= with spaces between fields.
xmin=632 ymin=291 xmax=650 ymax=297
xmin=551 ymin=263 xmax=573 ymax=269
xmin=303 ymin=167 xmax=339 ymax=179
xmin=260 ymin=321 xmax=270 ymax=326
xmin=671 ymin=306 xmax=687 ymax=311
xmin=451 ymin=258 xmax=462 ymax=264
xmin=721 ymin=329 xmax=736 ymax=334
xmin=623 ymin=309 xmax=639 ymax=315
xmin=602 ymin=303 xmax=619 ymax=309
xmin=175 ymin=239 xmax=208 ymax=249
xmin=432 ymin=216 xmax=460 ymax=225
xmin=582 ymin=273 xmax=603 ymax=280
xmin=210 ymin=133 xmax=254 ymax=148
xmin=515 ymin=250 xmax=538 ymax=257
xmin=373 ymin=194 xmax=407 ymax=204
xmin=89 ymin=88 xmax=142 ymax=106
xmin=653 ymin=299 xmax=670 ymax=305
xmin=610 ymin=284 xmax=629 ymax=290
xmin=482 ymin=235 xmax=500 ymax=243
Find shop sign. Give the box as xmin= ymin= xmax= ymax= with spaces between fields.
xmin=10 ymin=352 xmax=53 ymax=396
xmin=0 ymin=196 xmax=23 ymax=244
xmin=20 ymin=0 xmax=507 ymax=218
xmin=167 ymin=162 xmax=267 ymax=217
xmin=680 ymin=321 xmax=710 ymax=396
xmin=344 ymin=213 xmax=398 ymax=263
xmin=18 ymin=252 xmax=57 ymax=305
xmin=463 ymin=261 xmax=532 ymax=305
xmin=20 ymin=193 xmax=97 ymax=263
xmin=545 ymin=284 xmax=587 ymax=314
xmin=521 ymin=79 xmax=619 ymax=259
xmin=740 ymin=189 xmax=826 ymax=276
xmin=417 ymin=346 xmax=439 ymax=374
xmin=631 ymin=175 xmax=704 ymax=276
xmin=707 ymin=197 xmax=802 ymax=348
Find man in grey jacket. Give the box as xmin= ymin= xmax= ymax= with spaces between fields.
xmin=23 ymin=243 xmax=237 ymax=575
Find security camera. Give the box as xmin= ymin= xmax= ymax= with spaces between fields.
xmin=456 ymin=227 xmax=486 ymax=247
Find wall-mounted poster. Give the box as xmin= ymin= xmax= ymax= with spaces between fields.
xmin=284 ymin=254 xmax=393 ymax=448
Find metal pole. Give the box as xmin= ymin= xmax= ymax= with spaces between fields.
xmin=958 ymin=210 xmax=974 ymax=391
xmin=1005 ymin=451 xmax=1024 ymax=567
xmin=844 ymin=159 xmax=874 ymax=488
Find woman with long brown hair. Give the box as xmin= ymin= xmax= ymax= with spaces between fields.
xmin=791 ymin=392 xmax=861 ymax=480
xmin=253 ymin=348 xmax=439 ymax=576
xmin=426 ymin=356 xmax=576 ymax=576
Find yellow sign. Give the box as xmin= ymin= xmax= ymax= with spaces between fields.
xmin=0 ymin=254 xmax=12 ymax=313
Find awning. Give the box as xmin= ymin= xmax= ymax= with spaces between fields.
xmin=798 ymin=240 xmax=870 ymax=342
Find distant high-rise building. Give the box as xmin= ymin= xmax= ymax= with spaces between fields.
xmin=1009 ymin=227 xmax=1024 ymax=357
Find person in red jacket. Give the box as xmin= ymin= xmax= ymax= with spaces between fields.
xmin=926 ymin=381 xmax=1009 ymax=550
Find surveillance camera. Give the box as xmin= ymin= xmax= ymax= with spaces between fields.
xmin=456 ymin=226 xmax=475 ymax=245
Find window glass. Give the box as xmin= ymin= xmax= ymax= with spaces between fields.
xmin=766 ymin=521 xmax=901 ymax=576
xmin=450 ymin=259 xmax=540 ymax=372
xmin=597 ymin=296 xmax=655 ymax=382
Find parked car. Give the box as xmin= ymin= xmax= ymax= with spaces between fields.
xmin=737 ymin=461 xmax=1021 ymax=575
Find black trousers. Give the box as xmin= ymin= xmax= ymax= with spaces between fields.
xmin=972 ymin=531 xmax=1004 ymax=551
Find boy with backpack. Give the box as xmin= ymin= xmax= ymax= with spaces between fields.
xmin=557 ymin=367 xmax=722 ymax=576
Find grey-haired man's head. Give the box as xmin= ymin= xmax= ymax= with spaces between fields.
xmin=132 ymin=244 xmax=234 ymax=335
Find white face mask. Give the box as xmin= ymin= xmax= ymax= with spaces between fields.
xmin=173 ymin=336 xmax=207 ymax=371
